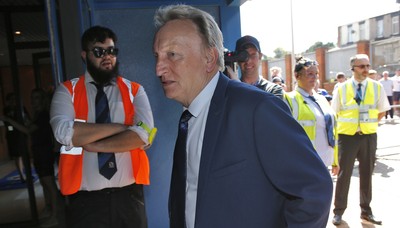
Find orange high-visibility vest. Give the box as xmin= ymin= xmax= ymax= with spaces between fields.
xmin=59 ymin=75 xmax=150 ymax=195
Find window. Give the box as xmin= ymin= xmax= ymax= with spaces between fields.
xmin=392 ymin=15 xmax=399 ymax=35
xmin=359 ymin=22 xmax=366 ymax=40
xmin=347 ymin=25 xmax=353 ymax=43
xmin=376 ymin=18 xmax=384 ymax=38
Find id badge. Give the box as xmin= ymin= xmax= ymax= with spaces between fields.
xmin=359 ymin=108 xmax=369 ymax=122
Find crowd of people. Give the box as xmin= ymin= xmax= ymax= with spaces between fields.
xmin=226 ymin=33 xmax=389 ymax=226
xmin=1 ymin=3 xmax=395 ymax=228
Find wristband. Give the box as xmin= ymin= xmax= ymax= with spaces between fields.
xmin=137 ymin=121 xmax=157 ymax=144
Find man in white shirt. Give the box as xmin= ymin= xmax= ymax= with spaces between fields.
xmin=379 ymin=71 xmax=394 ymax=119
xmin=333 ymin=72 xmax=347 ymax=95
xmin=391 ymin=68 xmax=400 ymax=115
xmin=50 ymin=26 xmax=155 ymax=228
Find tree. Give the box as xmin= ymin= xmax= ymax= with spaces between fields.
xmin=306 ymin=42 xmax=336 ymax=53
xmin=273 ymin=47 xmax=288 ymax=59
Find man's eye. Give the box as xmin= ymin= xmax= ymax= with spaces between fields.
xmin=167 ymin=52 xmax=176 ymax=58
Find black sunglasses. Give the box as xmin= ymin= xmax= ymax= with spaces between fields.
xmin=89 ymin=47 xmax=119 ymax=58
xmin=353 ymin=64 xmax=371 ymax=69
xmin=295 ymin=58 xmax=318 ymax=72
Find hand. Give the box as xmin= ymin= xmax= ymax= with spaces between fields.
xmin=82 ymin=142 xmax=97 ymax=152
xmin=331 ymin=166 xmax=340 ymax=176
xmin=142 ymin=143 xmax=152 ymax=150
xmin=225 ymin=66 xmax=240 ymax=81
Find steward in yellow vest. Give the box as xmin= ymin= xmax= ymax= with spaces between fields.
xmin=336 ymin=78 xmax=380 ymax=135
xmin=286 ymin=56 xmax=339 ymax=170
xmin=285 ymin=89 xmax=338 ymax=167
xmin=331 ymin=54 xmax=390 ymax=226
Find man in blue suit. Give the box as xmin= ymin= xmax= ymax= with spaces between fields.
xmin=153 ymin=4 xmax=333 ymax=228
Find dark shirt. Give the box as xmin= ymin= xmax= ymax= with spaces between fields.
xmin=3 ymin=106 xmax=21 ymax=145
xmin=3 ymin=106 xmax=30 ymax=157
xmin=255 ymin=77 xmax=284 ymax=100
xmin=31 ymin=110 xmax=54 ymax=150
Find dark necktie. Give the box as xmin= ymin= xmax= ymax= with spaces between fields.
xmin=355 ymin=83 xmax=362 ymax=105
xmin=309 ymin=96 xmax=335 ymax=147
xmin=169 ymin=110 xmax=192 ymax=228
xmin=92 ymin=82 xmax=117 ymax=179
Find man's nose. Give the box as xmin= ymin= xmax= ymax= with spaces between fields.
xmin=156 ymin=59 xmax=167 ymax=77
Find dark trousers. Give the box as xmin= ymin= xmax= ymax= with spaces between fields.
xmin=333 ymin=133 xmax=377 ymax=216
xmin=386 ymin=96 xmax=393 ymax=118
xmin=66 ymin=183 xmax=147 ymax=228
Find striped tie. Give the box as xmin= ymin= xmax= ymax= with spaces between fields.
xmin=169 ymin=110 xmax=192 ymax=228
xmin=92 ymin=82 xmax=117 ymax=179
xmin=355 ymin=83 xmax=362 ymax=105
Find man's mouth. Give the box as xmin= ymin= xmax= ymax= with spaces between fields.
xmin=101 ymin=61 xmax=112 ymax=69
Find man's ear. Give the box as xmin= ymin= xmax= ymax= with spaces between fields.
xmin=81 ymin=50 xmax=87 ymax=64
xmin=206 ymin=47 xmax=218 ymax=73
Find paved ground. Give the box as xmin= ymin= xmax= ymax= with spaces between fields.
xmin=0 ymin=116 xmax=399 ymax=227
xmin=326 ymin=116 xmax=400 ymax=228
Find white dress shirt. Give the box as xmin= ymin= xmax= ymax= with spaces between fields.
xmin=50 ymin=72 xmax=154 ymax=191
xmin=185 ymin=72 xmax=219 ymax=228
xmin=380 ymin=78 xmax=394 ymax=96
xmin=392 ymin=75 xmax=400 ymax=92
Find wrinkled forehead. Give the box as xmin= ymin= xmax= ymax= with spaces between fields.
xmin=154 ymin=19 xmax=205 ymax=51
xmin=353 ymin=59 xmax=369 ymax=66
xmin=351 ymin=54 xmax=369 ymax=65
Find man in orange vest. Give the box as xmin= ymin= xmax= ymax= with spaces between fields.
xmin=50 ymin=26 xmax=156 ymax=228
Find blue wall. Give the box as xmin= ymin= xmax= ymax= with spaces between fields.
xmin=84 ymin=1 xmax=242 ymax=227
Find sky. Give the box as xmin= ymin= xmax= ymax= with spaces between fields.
xmin=240 ymin=0 xmax=400 ymax=57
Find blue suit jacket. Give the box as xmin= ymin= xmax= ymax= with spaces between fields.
xmin=192 ymin=73 xmax=332 ymax=228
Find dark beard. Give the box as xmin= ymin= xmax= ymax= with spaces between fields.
xmin=86 ymin=56 xmax=119 ymax=85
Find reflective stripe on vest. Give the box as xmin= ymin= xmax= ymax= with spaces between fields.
xmin=285 ymin=91 xmax=316 ymax=146
xmin=59 ymin=75 xmax=149 ymax=195
xmin=337 ymin=80 xmax=380 ymax=135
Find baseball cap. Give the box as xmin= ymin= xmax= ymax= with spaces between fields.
xmin=235 ymin=35 xmax=261 ymax=53
xmin=272 ymin=77 xmax=282 ymax=83
xmin=336 ymin=72 xmax=345 ymax=77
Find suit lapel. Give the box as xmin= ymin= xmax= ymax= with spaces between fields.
xmin=196 ymin=73 xmax=229 ymax=207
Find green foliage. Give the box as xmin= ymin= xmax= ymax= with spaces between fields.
xmin=273 ymin=47 xmax=288 ymax=59
xmin=269 ymin=42 xmax=336 ymax=59
xmin=306 ymin=42 xmax=336 ymax=53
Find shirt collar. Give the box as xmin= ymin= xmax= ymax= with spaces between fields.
xmin=84 ymin=71 xmax=117 ymax=86
xmin=241 ymin=75 xmax=262 ymax=86
xmin=351 ymin=76 xmax=367 ymax=87
xmin=296 ymin=86 xmax=317 ymax=98
xmin=186 ymin=72 xmax=219 ymax=118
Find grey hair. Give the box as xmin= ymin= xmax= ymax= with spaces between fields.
xmin=154 ymin=4 xmax=225 ymax=71
xmin=350 ymin=54 xmax=369 ymax=68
